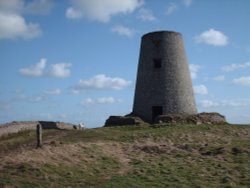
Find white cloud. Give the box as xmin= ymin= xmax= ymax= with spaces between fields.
xmin=97 ymin=97 xmax=116 ymax=104
xmin=66 ymin=0 xmax=143 ymax=22
xmin=19 ymin=58 xmax=47 ymax=77
xmin=165 ymin=3 xmax=177 ymax=15
xmin=14 ymin=94 xmax=47 ymax=102
xmin=0 ymin=0 xmax=44 ymax=39
xmin=195 ymin=29 xmax=228 ymax=46
xmin=200 ymin=100 xmax=219 ymax=108
xmin=183 ymin=0 xmax=192 ymax=6
xmin=221 ymin=99 xmax=250 ymax=107
xmin=222 ymin=62 xmax=250 ymax=72
xmin=81 ymin=97 xmax=122 ymax=105
xmin=29 ymin=95 xmax=46 ymax=102
xmin=66 ymin=7 xmax=82 ymax=19
xmin=137 ymin=8 xmax=156 ymax=21
xmin=200 ymin=99 xmax=250 ymax=108
xmin=213 ymin=75 xmax=225 ymax=81
xmin=189 ymin=64 xmax=200 ymax=79
xmin=193 ymin=84 xmax=208 ymax=95
xmin=0 ymin=12 xmax=41 ymax=39
xmin=0 ymin=0 xmax=53 ymax=15
xmin=0 ymin=0 xmax=24 ymax=13
xmin=45 ymin=88 xmax=61 ymax=95
xmin=81 ymin=98 xmax=95 ymax=105
xmin=49 ymin=63 xmax=72 ymax=78
xmin=232 ymin=76 xmax=250 ymax=86
xmin=111 ymin=25 xmax=136 ymax=38
xmin=25 ymin=0 xmax=54 ymax=15
xmin=19 ymin=58 xmax=72 ymax=78
xmin=75 ymin=74 xmax=131 ymax=90
xmin=69 ymin=89 xmax=80 ymax=95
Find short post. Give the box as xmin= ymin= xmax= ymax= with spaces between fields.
xmin=36 ymin=124 xmax=42 ymax=148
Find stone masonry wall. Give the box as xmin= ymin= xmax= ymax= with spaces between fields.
xmin=0 ymin=121 xmax=76 ymax=137
xmin=132 ymin=31 xmax=197 ymax=122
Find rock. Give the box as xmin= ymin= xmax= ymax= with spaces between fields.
xmin=104 ymin=112 xmax=227 ymax=127
xmin=141 ymin=145 xmax=162 ymax=154
xmin=195 ymin=113 xmax=227 ymax=125
xmin=0 ymin=121 xmax=77 ymax=137
xmin=104 ymin=116 xmax=145 ymax=127
xmin=231 ymin=147 xmax=242 ymax=155
xmin=156 ymin=114 xmax=188 ymax=124
xmin=200 ymin=147 xmax=226 ymax=156
xmin=156 ymin=112 xmax=227 ymax=125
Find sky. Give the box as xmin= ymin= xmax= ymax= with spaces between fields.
xmin=1 ymin=0 xmax=250 ymax=127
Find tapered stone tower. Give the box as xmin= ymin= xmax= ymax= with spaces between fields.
xmin=132 ymin=31 xmax=197 ymax=123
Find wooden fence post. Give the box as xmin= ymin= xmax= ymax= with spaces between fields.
xmin=36 ymin=124 xmax=42 ymax=148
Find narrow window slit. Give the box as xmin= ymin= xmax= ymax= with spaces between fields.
xmin=153 ymin=58 xmax=162 ymax=68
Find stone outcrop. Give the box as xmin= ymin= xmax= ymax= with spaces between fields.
xmin=104 ymin=112 xmax=227 ymax=127
xmin=156 ymin=112 xmax=227 ymax=125
xmin=0 ymin=121 xmax=77 ymax=137
xmin=104 ymin=116 xmax=145 ymax=127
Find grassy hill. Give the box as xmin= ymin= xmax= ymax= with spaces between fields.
xmin=0 ymin=124 xmax=249 ymax=187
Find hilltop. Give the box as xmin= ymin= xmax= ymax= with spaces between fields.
xmin=0 ymin=124 xmax=249 ymax=187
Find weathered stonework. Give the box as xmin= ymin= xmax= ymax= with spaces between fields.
xmin=104 ymin=116 xmax=145 ymax=127
xmin=156 ymin=112 xmax=227 ymax=125
xmin=133 ymin=31 xmax=197 ymax=122
xmin=0 ymin=121 xmax=77 ymax=137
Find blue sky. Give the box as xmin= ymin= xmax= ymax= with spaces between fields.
xmin=1 ymin=0 xmax=250 ymax=127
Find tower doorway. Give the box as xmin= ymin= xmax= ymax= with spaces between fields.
xmin=152 ymin=106 xmax=163 ymax=122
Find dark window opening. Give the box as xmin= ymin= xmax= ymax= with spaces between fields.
xmin=153 ymin=58 xmax=162 ymax=68
xmin=152 ymin=106 xmax=163 ymax=122
xmin=153 ymin=39 xmax=161 ymax=48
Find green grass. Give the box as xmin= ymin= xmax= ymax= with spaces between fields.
xmin=0 ymin=124 xmax=249 ymax=187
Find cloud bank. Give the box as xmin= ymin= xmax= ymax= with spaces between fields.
xmin=19 ymin=58 xmax=47 ymax=77
xmin=66 ymin=0 xmax=143 ymax=22
xmin=19 ymin=58 xmax=72 ymax=78
xmin=222 ymin=62 xmax=250 ymax=72
xmin=200 ymin=99 xmax=250 ymax=108
xmin=81 ymin=97 xmax=122 ymax=105
xmin=195 ymin=29 xmax=228 ymax=46
xmin=0 ymin=0 xmax=53 ymax=39
xmin=232 ymin=76 xmax=250 ymax=86
xmin=165 ymin=3 xmax=177 ymax=15
xmin=111 ymin=25 xmax=136 ymax=38
xmin=189 ymin=64 xmax=200 ymax=79
xmin=193 ymin=84 xmax=208 ymax=95
xmin=74 ymin=74 xmax=131 ymax=90
xmin=137 ymin=8 xmax=156 ymax=21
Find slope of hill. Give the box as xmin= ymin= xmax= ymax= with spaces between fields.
xmin=0 ymin=124 xmax=249 ymax=187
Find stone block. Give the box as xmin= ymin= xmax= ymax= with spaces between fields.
xmin=104 ymin=116 xmax=145 ymax=127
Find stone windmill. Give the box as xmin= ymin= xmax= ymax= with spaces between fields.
xmin=132 ymin=31 xmax=197 ymax=122
xmin=105 ymin=31 xmax=226 ymax=126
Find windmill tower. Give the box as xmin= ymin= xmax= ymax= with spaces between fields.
xmin=132 ymin=31 xmax=197 ymax=122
